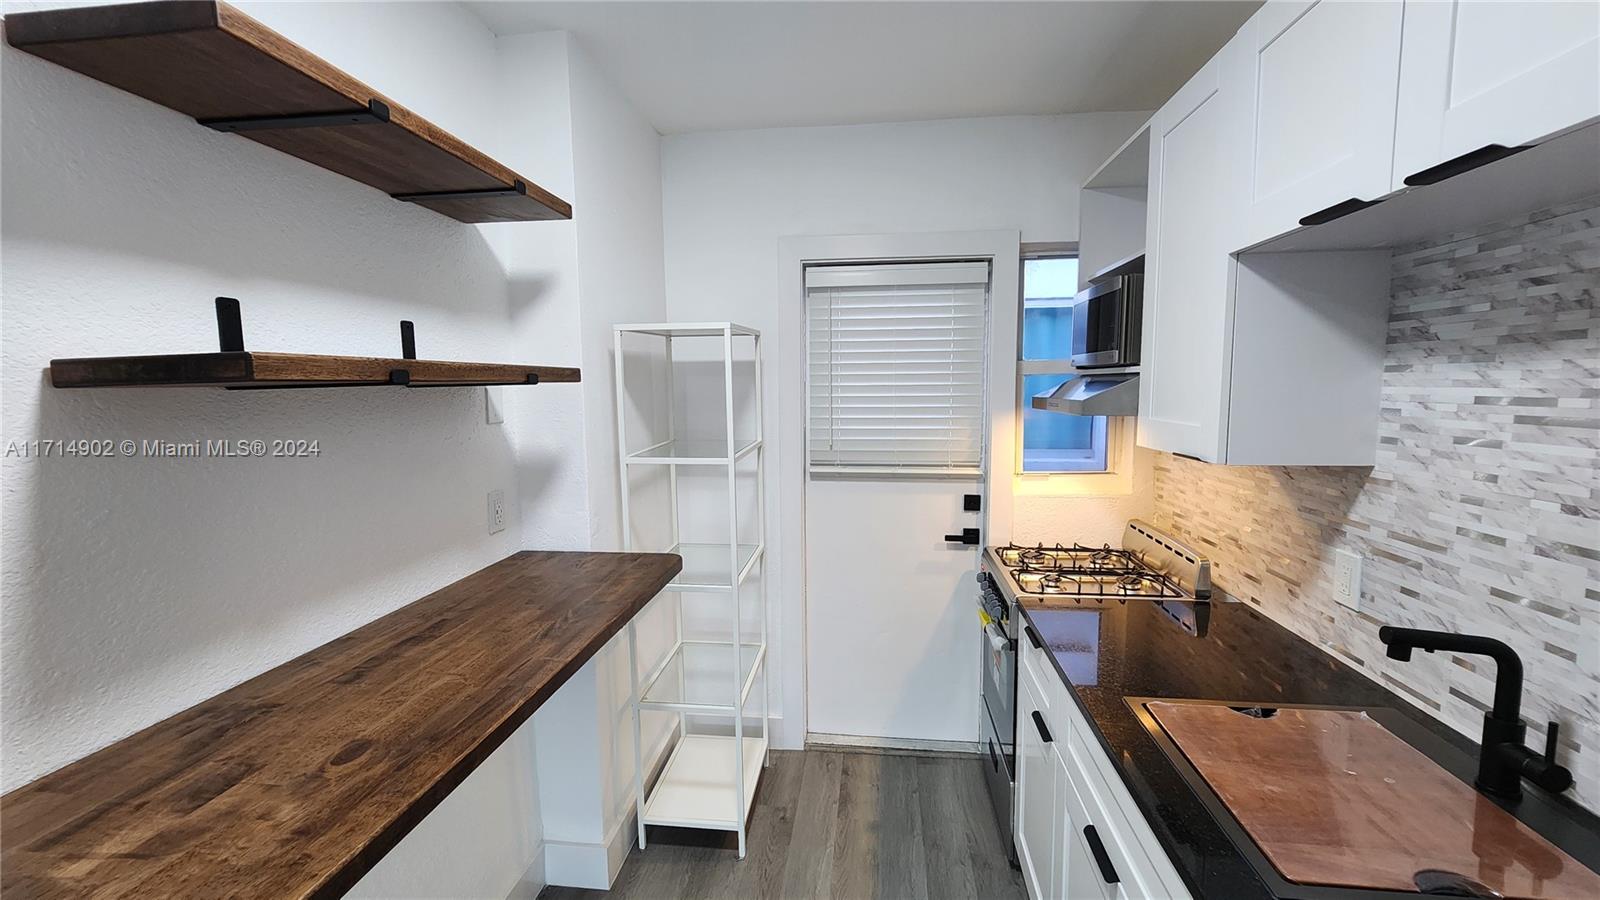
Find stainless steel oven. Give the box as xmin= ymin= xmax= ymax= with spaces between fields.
xmin=976 ymin=565 xmax=1017 ymax=862
xmin=1070 ymin=269 xmax=1144 ymax=369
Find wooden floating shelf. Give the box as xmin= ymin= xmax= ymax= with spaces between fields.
xmin=50 ymin=298 xmax=580 ymax=390
xmin=3 ymin=0 xmax=571 ymax=224
xmin=49 ymin=351 xmax=581 ymax=389
xmin=0 ymin=551 xmax=684 ymax=899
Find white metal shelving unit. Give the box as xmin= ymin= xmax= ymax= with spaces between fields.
xmin=615 ymin=321 xmax=768 ymax=859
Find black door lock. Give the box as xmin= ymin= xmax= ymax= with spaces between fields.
xmin=944 ymin=528 xmax=980 ymax=545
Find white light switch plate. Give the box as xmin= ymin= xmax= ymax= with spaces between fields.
xmin=1333 ymin=549 xmax=1362 ymax=611
xmin=484 ymin=387 xmax=505 ymax=425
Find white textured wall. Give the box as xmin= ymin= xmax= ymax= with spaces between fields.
xmin=659 ymin=113 xmax=1149 ymax=744
xmin=490 ymin=35 xmax=679 ymax=881
xmin=0 ymin=3 xmax=597 ymax=897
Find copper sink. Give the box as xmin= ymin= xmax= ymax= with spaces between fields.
xmin=1131 ymin=699 xmax=1600 ymax=899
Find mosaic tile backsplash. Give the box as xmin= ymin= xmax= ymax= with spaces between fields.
xmin=1150 ymin=197 xmax=1600 ymax=810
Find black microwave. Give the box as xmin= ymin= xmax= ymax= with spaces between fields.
xmin=1071 ymin=271 xmax=1144 ymax=369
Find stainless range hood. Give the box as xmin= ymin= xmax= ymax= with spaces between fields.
xmin=1031 ymin=372 xmax=1139 ymax=417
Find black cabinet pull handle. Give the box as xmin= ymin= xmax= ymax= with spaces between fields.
xmin=1024 ymin=625 xmax=1043 ymax=650
xmin=1298 ymin=196 xmax=1382 ymax=227
xmin=1084 ymin=825 xmax=1120 ymax=884
xmin=988 ymin=739 xmax=1000 ymax=773
xmin=1403 ymin=143 xmax=1527 ymax=187
xmin=1031 ymin=710 xmax=1053 ymax=743
xmin=943 ymin=528 xmax=980 ymax=545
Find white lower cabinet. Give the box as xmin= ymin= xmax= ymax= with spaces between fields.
xmin=1059 ymin=753 xmax=1115 ymax=900
xmin=1014 ymin=662 xmax=1192 ymax=900
xmin=1017 ymin=679 xmax=1060 ymax=900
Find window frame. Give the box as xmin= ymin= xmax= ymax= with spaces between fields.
xmin=1014 ymin=249 xmax=1114 ymax=477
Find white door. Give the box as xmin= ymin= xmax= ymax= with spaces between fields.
xmin=1241 ymin=0 xmax=1404 ymax=246
xmin=804 ymin=261 xmax=988 ymax=744
xmin=1138 ymin=40 xmax=1243 ymax=462
xmin=1392 ymin=0 xmax=1600 ymax=189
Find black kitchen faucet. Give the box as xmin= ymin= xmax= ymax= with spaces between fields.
xmin=1378 ymin=625 xmax=1573 ymax=802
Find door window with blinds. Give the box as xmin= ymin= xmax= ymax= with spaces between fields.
xmin=807 ymin=261 xmax=990 ymax=475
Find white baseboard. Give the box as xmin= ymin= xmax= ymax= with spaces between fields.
xmin=806 ymin=732 xmax=979 ymax=755
xmin=542 ymin=838 xmax=611 ymax=890
xmin=543 ymin=719 xmax=675 ymax=890
xmin=504 ymin=845 xmax=546 ymax=900
xmin=543 ymin=812 xmax=640 ymax=891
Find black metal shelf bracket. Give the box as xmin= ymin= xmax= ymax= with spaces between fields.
xmin=216 ymin=297 xmax=245 ymax=352
xmin=393 ymin=180 xmax=527 ymax=204
xmin=199 ymin=98 xmax=391 ymax=133
xmin=400 ymin=320 xmax=417 ymax=360
xmin=208 ymin=299 xmax=543 ymax=389
xmin=404 ymin=373 xmax=541 ymax=389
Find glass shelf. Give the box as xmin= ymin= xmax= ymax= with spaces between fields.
xmin=625 ymin=438 xmax=761 ymax=465
xmin=639 ymin=641 xmax=764 ymax=712
xmin=665 ymin=543 xmax=762 ymax=592
xmin=615 ymin=322 xmax=760 ymax=338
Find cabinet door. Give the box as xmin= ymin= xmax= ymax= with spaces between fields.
xmin=1055 ymin=746 xmax=1114 ymax=900
xmin=1138 ymin=36 xmax=1246 ymax=462
xmin=1016 ymin=682 xmax=1059 ymax=900
xmin=1241 ymin=0 xmax=1403 ymax=245
xmin=1392 ymin=0 xmax=1600 ymax=188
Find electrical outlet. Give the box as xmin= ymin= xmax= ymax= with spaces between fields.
xmin=1333 ymin=549 xmax=1362 ymax=611
xmin=487 ymin=489 xmax=506 ymax=535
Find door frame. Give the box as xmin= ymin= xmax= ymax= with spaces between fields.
xmin=774 ymin=230 xmax=1021 ymax=749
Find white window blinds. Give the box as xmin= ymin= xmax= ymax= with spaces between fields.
xmin=807 ymin=261 xmax=990 ymax=474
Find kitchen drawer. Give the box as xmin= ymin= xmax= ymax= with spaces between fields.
xmin=1059 ymin=743 xmax=1127 ymax=899
xmin=1063 ymin=720 xmax=1192 ymax=899
xmin=1020 ymin=619 xmax=1060 ymax=716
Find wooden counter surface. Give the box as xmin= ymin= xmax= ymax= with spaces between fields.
xmin=1 ymin=550 xmax=682 ymax=898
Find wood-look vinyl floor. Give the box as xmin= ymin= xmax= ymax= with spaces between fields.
xmin=539 ymin=749 xmax=1025 ymax=900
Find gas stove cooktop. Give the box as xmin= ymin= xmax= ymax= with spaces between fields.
xmin=985 ymin=520 xmax=1211 ymax=604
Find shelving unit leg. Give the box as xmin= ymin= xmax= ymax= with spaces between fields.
xmin=627 ymin=621 xmax=647 ymax=850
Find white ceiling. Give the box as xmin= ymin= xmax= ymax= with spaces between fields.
xmin=466 ymin=1 xmax=1261 ymax=134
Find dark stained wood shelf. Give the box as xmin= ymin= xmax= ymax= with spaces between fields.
xmin=3 ymin=0 xmax=571 ymax=224
xmin=50 ymin=300 xmax=580 ymax=389
xmin=50 ymin=351 xmax=581 ymax=389
xmin=1 ymin=550 xmax=683 ymax=899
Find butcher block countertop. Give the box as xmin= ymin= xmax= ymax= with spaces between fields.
xmin=0 ymin=550 xmax=682 ymax=899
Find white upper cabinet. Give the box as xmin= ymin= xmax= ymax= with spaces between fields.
xmin=1139 ymin=34 xmax=1249 ymax=461
xmin=1392 ymin=0 xmax=1600 ymax=189
xmin=1138 ymin=25 xmax=1392 ymax=466
xmin=1240 ymin=0 xmax=1405 ymax=248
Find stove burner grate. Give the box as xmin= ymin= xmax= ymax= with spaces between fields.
xmin=1003 ymin=545 xmax=1188 ymax=600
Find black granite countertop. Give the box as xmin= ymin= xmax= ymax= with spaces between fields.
xmin=1017 ymin=597 xmax=1600 ymax=900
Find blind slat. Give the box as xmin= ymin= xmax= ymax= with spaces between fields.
xmin=807 ymin=262 xmax=989 ymax=473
